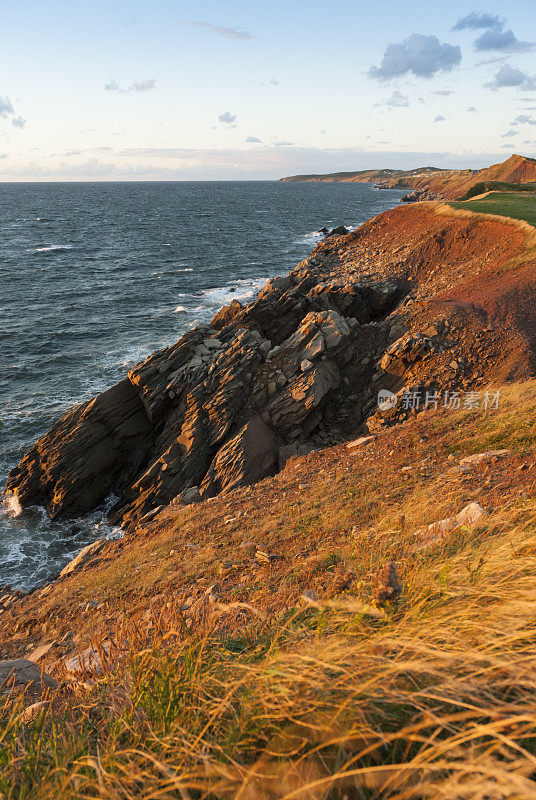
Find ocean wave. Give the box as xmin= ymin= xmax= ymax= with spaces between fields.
xmin=26 ymin=244 xmax=73 ymax=253
xmin=174 ymin=305 xmax=187 ymax=313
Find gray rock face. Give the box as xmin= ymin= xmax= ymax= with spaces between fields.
xmin=6 ymin=255 xmax=403 ymax=533
xmin=0 ymin=659 xmax=58 ymax=691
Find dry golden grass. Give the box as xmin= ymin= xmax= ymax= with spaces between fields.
xmin=4 ymin=381 xmax=536 ymax=799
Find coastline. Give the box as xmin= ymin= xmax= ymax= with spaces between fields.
xmin=4 ymin=197 xmax=536 ymax=795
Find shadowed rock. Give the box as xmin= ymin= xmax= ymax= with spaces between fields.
xmin=0 ymin=659 xmax=58 ymax=691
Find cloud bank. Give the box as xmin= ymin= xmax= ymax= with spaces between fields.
xmin=2 ymin=147 xmax=534 ymax=182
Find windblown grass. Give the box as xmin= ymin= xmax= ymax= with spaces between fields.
xmin=5 ymin=503 xmax=536 ymax=797
xmin=4 ymin=382 xmax=536 ymax=798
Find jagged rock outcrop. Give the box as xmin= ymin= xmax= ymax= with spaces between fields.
xmin=6 ymin=248 xmax=402 ymax=531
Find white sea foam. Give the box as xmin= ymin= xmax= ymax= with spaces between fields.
xmin=174 ymin=305 xmax=187 ymax=313
xmin=296 ymin=225 xmax=357 ymax=246
xmin=197 ymin=277 xmax=266 ymax=309
xmin=26 ymin=244 xmax=73 ymax=253
xmin=1 ymin=493 xmax=22 ymax=518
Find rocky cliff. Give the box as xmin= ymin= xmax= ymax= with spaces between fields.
xmin=5 ymin=201 xmax=536 ymax=534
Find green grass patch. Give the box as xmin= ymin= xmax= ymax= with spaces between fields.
xmin=450 ymin=191 xmax=536 ymax=226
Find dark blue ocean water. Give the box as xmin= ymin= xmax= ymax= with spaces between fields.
xmin=0 ymin=181 xmax=403 ymax=590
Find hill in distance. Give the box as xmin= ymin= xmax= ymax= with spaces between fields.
xmin=280 ymin=154 xmax=536 ymax=200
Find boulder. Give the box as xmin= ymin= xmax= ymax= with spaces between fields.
xmin=0 ymin=659 xmax=58 ymax=691
xmin=211 ymin=299 xmax=244 ymax=330
xmin=63 ymin=642 xmax=111 ymax=675
xmin=379 ymin=333 xmax=432 ymax=377
xmin=346 ymin=435 xmax=376 ymax=450
xmin=460 ymin=450 xmax=509 ymax=466
xmin=411 ymin=502 xmax=487 ymax=551
xmin=59 ymin=539 xmax=105 ymax=578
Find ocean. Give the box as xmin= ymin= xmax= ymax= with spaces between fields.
xmin=0 ymin=180 xmax=403 ymax=591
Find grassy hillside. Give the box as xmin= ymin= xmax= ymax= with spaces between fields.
xmin=5 ymin=380 xmax=536 ymax=798
xmin=450 ymin=192 xmax=536 ymax=227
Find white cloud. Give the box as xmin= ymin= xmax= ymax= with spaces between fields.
xmin=369 ymin=33 xmax=461 ymax=80
xmin=130 ymin=79 xmax=156 ymax=92
xmin=487 ymin=64 xmax=536 ymax=90
xmin=245 ymin=136 xmax=262 ymax=143
xmin=453 ymin=12 xmax=504 ymax=30
xmin=0 ymin=96 xmax=15 ymax=118
xmin=434 ymin=115 xmax=446 ymax=122
xmin=453 ymin=13 xmax=533 ymax=53
xmin=187 ymin=21 xmax=252 ymax=40
xmin=105 ymin=79 xmax=156 ymax=93
xmin=218 ymin=111 xmax=237 ymax=124
xmin=467 ymin=106 xmax=477 ymax=112
xmin=475 ymin=27 xmax=533 ymax=53
xmin=512 ymin=114 xmax=536 ymax=126
xmin=384 ymin=90 xmax=410 ymax=107
xmin=0 ymin=95 xmax=25 ymax=129
xmin=501 ymin=130 xmax=518 ymax=138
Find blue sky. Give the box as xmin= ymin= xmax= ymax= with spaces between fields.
xmin=1 ymin=0 xmax=535 ymax=179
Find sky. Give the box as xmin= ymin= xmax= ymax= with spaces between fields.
xmin=1 ymin=0 xmax=536 ymax=180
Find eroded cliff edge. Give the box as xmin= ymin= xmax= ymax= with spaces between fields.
xmin=5 ymin=202 xmax=536 ymax=532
